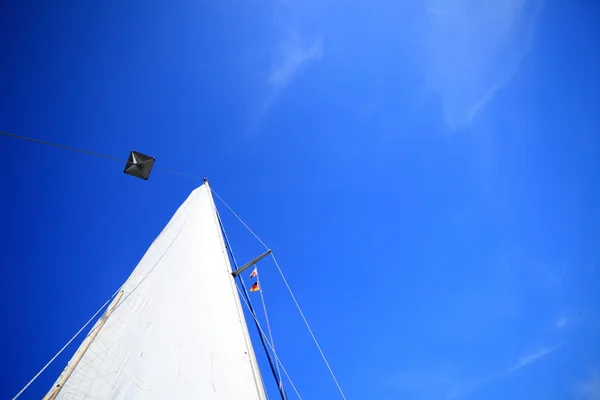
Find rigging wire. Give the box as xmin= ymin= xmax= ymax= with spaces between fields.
xmin=212 ymin=189 xmax=269 ymax=249
xmin=236 ymin=286 xmax=303 ymax=400
xmin=1 ymin=131 xmax=126 ymax=162
xmin=12 ymin=289 xmax=121 ymax=400
xmin=0 ymin=131 xmax=204 ymax=180
xmin=214 ymin=205 xmax=287 ymax=400
xmin=257 ymin=273 xmax=284 ymax=395
xmin=211 ymin=189 xmax=348 ymax=400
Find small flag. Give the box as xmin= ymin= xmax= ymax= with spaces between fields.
xmin=249 ymin=268 xmax=258 ymax=279
xmin=250 ymin=282 xmax=260 ymax=292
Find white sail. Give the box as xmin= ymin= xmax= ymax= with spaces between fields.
xmin=45 ymin=182 xmax=267 ymax=400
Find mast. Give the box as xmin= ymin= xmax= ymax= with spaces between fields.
xmin=45 ymin=182 xmax=267 ymax=399
xmin=205 ymin=180 xmax=267 ymax=397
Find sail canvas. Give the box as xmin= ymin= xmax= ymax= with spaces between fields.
xmin=45 ymin=183 xmax=266 ymax=399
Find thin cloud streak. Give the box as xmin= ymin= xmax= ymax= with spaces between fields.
xmin=247 ymin=17 xmax=323 ymax=134
xmin=504 ymin=345 xmax=560 ymax=374
xmin=255 ymin=37 xmax=322 ymax=123
xmin=449 ymin=344 xmax=561 ymax=399
xmin=578 ymin=372 xmax=600 ymax=400
xmin=418 ymin=0 xmax=544 ymax=130
xmin=268 ymin=38 xmax=323 ymax=89
xmin=557 ymin=317 xmax=568 ymax=328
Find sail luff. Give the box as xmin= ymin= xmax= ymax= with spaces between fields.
xmin=204 ymin=181 xmax=267 ymax=400
xmin=45 ymin=183 xmax=268 ymax=399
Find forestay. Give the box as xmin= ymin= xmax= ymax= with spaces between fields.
xmin=45 ymin=183 xmax=267 ymax=400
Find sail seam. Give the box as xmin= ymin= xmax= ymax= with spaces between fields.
xmin=206 ymin=183 xmax=268 ymax=400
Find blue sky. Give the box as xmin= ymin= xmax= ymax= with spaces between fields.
xmin=1 ymin=0 xmax=599 ymax=399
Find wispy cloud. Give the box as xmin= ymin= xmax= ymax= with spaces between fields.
xmin=253 ymin=36 xmax=322 ymax=126
xmin=417 ymin=0 xmax=543 ymax=130
xmin=557 ymin=316 xmax=568 ymax=328
xmin=247 ymin=4 xmax=323 ymax=133
xmin=449 ymin=344 xmax=561 ymax=399
xmin=385 ymin=345 xmax=560 ymax=400
xmin=504 ymin=345 xmax=560 ymax=374
xmin=578 ymin=372 xmax=600 ymax=400
xmin=268 ymin=37 xmax=323 ymax=90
